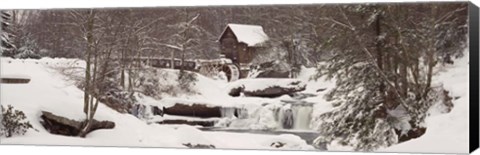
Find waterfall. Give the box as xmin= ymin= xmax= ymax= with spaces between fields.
xmin=220 ymin=107 xmax=236 ymax=118
xmin=276 ymin=104 xmax=313 ymax=130
xmin=235 ymin=108 xmax=249 ymax=119
xmin=219 ymin=103 xmax=313 ymax=130
xmin=291 ymin=105 xmax=313 ymax=130
xmin=282 ymin=109 xmax=294 ymax=129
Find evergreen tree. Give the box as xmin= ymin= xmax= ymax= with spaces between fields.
xmin=312 ymin=3 xmax=467 ymax=151
xmin=1 ymin=11 xmax=16 ymax=56
xmin=14 ymin=32 xmax=40 ymax=59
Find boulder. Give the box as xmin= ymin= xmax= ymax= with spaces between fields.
xmin=270 ymin=142 xmax=286 ymax=148
xmin=228 ymin=85 xmax=244 ymax=97
xmin=256 ymin=70 xmax=290 ymax=78
xmin=183 ymin=143 xmax=216 ymax=149
xmin=243 ymin=81 xmax=306 ymax=98
xmin=40 ymin=111 xmax=115 ymax=136
xmin=151 ymin=106 xmax=164 ymax=116
xmin=163 ymin=103 xmax=239 ymax=118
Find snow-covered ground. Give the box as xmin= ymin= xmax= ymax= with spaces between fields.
xmin=2 ymin=49 xmax=467 ymax=153
xmin=383 ymin=50 xmax=470 ymax=154
xmin=0 ymin=58 xmax=314 ymax=150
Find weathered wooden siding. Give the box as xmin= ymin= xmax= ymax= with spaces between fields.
xmin=219 ymin=27 xmax=258 ymax=65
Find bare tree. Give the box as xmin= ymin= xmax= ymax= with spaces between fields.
xmin=157 ymin=8 xmax=204 ymax=76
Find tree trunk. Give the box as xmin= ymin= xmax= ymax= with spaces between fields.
xmin=375 ymin=11 xmax=387 ymax=109
xmin=78 ymin=118 xmax=92 ymax=138
xmin=83 ymin=10 xmax=95 ymax=115
xmin=120 ymin=50 xmax=126 ymax=88
xmin=79 ymin=10 xmax=97 ymax=137
xmin=423 ymin=6 xmax=438 ymax=98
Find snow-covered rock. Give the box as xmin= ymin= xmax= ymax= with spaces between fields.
xmin=162 ymin=103 xmax=237 ymax=118
xmin=228 ymin=78 xmax=306 ymax=98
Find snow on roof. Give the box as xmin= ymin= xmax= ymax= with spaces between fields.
xmin=219 ymin=23 xmax=269 ymax=47
xmin=1 ymin=74 xmax=31 ymax=79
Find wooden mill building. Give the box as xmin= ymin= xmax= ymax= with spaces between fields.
xmin=218 ymin=23 xmax=269 ymax=77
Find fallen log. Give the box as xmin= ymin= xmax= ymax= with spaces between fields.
xmin=157 ymin=119 xmax=216 ymax=127
xmin=40 ymin=111 xmax=115 ymax=137
xmin=1 ymin=78 xmax=31 ymax=84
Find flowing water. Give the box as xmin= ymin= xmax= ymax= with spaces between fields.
xmin=292 ymin=105 xmax=313 ymax=130
xmin=275 ymin=102 xmax=314 ymax=130
xmin=211 ymin=101 xmax=319 ymax=145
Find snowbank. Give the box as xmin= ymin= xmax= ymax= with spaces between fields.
xmin=1 ymin=74 xmax=31 ymax=79
xmin=0 ymin=58 xmax=314 ymax=150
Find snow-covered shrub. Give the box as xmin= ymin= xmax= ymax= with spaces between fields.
xmin=138 ymin=70 xmax=161 ymax=98
xmin=178 ymin=71 xmax=198 ymax=95
xmin=102 ymin=88 xmax=136 ymax=113
xmin=0 ymin=105 xmax=33 ymax=137
xmin=137 ymin=69 xmax=199 ymax=98
xmin=73 ymin=71 xmax=136 ymax=114
xmin=95 ymin=77 xmax=136 ymax=113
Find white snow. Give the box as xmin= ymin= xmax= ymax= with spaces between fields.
xmin=1 ymin=74 xmax=31 ymax=79
xmin=0 ymin=58 xmax=314 ymax=150
xmin=219 ymin=23 xmax=269 ymax=47
xmin=383 ymin=50 xmax=470 ymax=154
xmin=228 ymin=78 xmax=306 ymax=92
xmin=203 ymin=132 xmax=313 ymax=150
